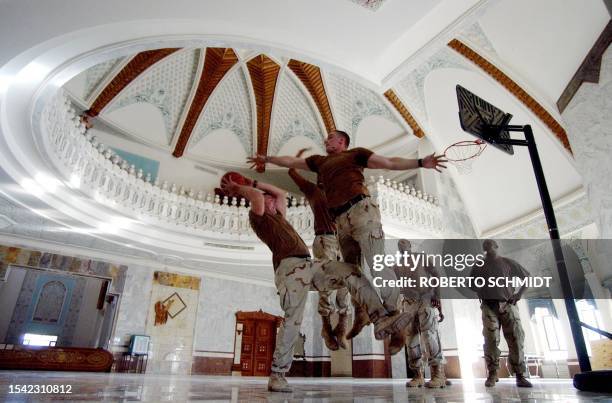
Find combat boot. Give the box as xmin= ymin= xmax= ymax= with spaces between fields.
xmin=406 ymin=368 xmax=424 ymax=388
xmin=484 ymin=370 xmax=499 ymax=387
xmin=516 ymin=374 xmax=533 ymax=388
xmin=333 ymin=313 xmax=348 ymax=349
xmin=425 ymin=365 xmax=446 ymax=388
xmin=267 ymin=372 xmax=292 ymax=392
xmin=388 ymin=328 xmax=406 ymax=355
xmin=346 ymin=304 xmax=371 ymax=339
xmin=321 ymin=315 xmax=339 ymax=351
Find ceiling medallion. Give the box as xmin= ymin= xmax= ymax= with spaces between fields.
xmin=348 ymin=0 xmax=388 ymax=11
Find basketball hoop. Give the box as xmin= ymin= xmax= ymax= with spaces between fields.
xmin=443 ymin=139 xmax=487 ymax=175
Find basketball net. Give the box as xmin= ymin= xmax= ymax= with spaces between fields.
xmin=443 ymin=140 xmax=487 ymax=175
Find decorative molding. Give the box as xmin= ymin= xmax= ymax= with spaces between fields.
xmin=269 ymin=71 xmax=325 ymax=155
xmin=326 ymin=72 xmax=398 ymax=142
xmin=484 ymin=191 xmax=593 ymax=239
xmin=347 ymin=0 xmax=388 ymax=12
xmin=557 ymin=20 xmax=612 ymax=113
xmin=448 ymin=39 xmax=572 ymax=153
xmin=287 ymin=59 xmax=336 ymax=133
xmin=189 ymin=66 xmax=253 ymax=155
xmin=173 ymin=48 xmax=239 ymax=157
xmin=82 ymin=57 xmax=125 ymax=102
xmin=246 ymin=55 xmax=281 ymax=171
xmin=105 ymin=49 xmax=200 ymax=144
xmin=395 ymin=47 xmax=471 ymax=132
xmin=89 ymin=49 xmax=180 ymax=116
xmin=383 ymin=89 xmax=425 ymax=138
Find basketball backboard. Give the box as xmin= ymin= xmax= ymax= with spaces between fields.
xmin=456 ymin=85 xmax=514 ymax=155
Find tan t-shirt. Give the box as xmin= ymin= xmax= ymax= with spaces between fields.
xmin=470 ymin=256 xmax=530 ymax=301
xmin=249 ymin=210 xmax=310 ymax=270
xmin=305 ymin=147 xmax=373 ymax=209
xmin=288 ymin=169 xmax=335 ymax=234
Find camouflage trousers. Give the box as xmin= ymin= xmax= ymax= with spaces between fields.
xmin=402 ymin=299 xmax=444 ymax=369
xmin=335 ymin=197 xmax=400 ymax=313
xmin=314 ymin=234 xmax=350 ymax=317
xmin=480 ymin=301 xmax=526 ymax=374
xmin=272 ymin=256 xmax=388 ymax=373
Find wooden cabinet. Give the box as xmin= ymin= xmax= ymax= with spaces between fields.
xmin=233 ymin=311 xmax=282 ymax=376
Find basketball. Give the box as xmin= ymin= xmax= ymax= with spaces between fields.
xmin=221 ymin=172 xmax=250 ymax=189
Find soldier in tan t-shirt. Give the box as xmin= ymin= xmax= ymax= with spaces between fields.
xmin=222 ymin=175 xmax=412 ymax=393
xmin=469 ymin=239 xmax=532 ymax=388
xmin=248 ymin=130 xmax=447 ymax=341
xmin=288 ymin=164 xmax=350 ymax=352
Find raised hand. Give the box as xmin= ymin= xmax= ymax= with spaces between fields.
xmin=221 ymin=176 xmax=240 ymax=194
xmin=247 ymin=155 xmax=267 ymax=171
xmin=422 ymin=153 xmax=448 ymax=173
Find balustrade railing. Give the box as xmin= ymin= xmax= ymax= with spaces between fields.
xmin=41 ymin=91 xmax=443 ymax=239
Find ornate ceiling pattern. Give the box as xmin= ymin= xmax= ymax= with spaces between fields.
xmin=326 ymin=71 xmax=398 ymax=142
xmin=383 ymin=89 xmax=425 ymax=138
xmin=88 ymin=48 xmax=180 ymax=116
xmin=269 ymin=70 xmax=325 ymax=155
xmin=173 ymin=48 xmax=239 ymax=157
xmin=105 ymin=49 xmax=200 ymax=144
xmin=189 ymin=65 xmax=253 ymax=155
xmin=448 ymin=39 xmax=572 ymax=153
xmin=247 ymin=55 xmax=281 ymax=169
xmin=287 ymin=60 xmax=336 ymax=133
xmin=83 ymin=57 xmax=125 ymax=102
xmin=394 ymin=47 xmax=471 ymax=133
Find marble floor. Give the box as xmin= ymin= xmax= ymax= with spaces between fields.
xmin=0 ymin=372 xmax=610 ymax=402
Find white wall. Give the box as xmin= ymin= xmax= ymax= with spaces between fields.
xmin=562 ymin=46 xmax=612 ymax=238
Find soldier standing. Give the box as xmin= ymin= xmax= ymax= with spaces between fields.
xmin=470 ymin=239 xmax=533 ymax=388
xmin=393 ymin=239 xmax=446 ymax=388
xmin=222 ymin=175 xmax=411 ymax=392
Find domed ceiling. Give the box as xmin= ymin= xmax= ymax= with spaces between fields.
xmin=63 ymin=47 xmax=414 ymax=174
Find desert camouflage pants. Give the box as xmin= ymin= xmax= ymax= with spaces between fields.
xmin=481 ymin=301 xmax=526 ymax=374
xmin=271 ymin=257 xmax=388 ymax=373
xmin=335 ymin=197 xmax=400 ymax=313
xmin=314 ymin=234 xmax=350 ymax=317
xmin=402 ymin=299 xmax=444 ymax=369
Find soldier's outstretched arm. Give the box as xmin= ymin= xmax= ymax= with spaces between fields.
xmin=247 ymin=155 xmax=309 ymax=170
xmin=367 ymin=153 xmax=447 ymax=173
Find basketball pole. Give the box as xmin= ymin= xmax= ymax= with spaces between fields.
xmin=494 ymin=124 xmax=592 ymax=373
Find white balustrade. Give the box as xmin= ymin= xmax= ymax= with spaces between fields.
xmin=41 ymin=91 xmax=444 ymax=240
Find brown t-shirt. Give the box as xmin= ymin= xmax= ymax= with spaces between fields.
xmin=305 ymin=147 xmax=373 ymax=208
xmin=469 ymin=256 xmax=530 ymax=301
xmin=249 ymin=210 xmax=310 ymax=270
xmin=288 ymin=169 xmax=336 ymax=234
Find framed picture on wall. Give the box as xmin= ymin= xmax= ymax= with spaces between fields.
xmin=163 ymin=292 xmax=187 ymax=318
xmin=128 ymin=335 xmax=150 ymax=355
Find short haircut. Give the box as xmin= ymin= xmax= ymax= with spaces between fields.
xmin=332 ymin=130 xmax=350 ymax=148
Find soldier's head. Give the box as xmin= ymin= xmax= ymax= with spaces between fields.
xmin=324 ymin=130 xmax=350 ymax=154
xmin=263 ymin=193 xmax=277 ymax=214
xmin=398 ymin=239 xmax=412 ymax=253
xmin=482 ymin=239 xmax=499 ymax=257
